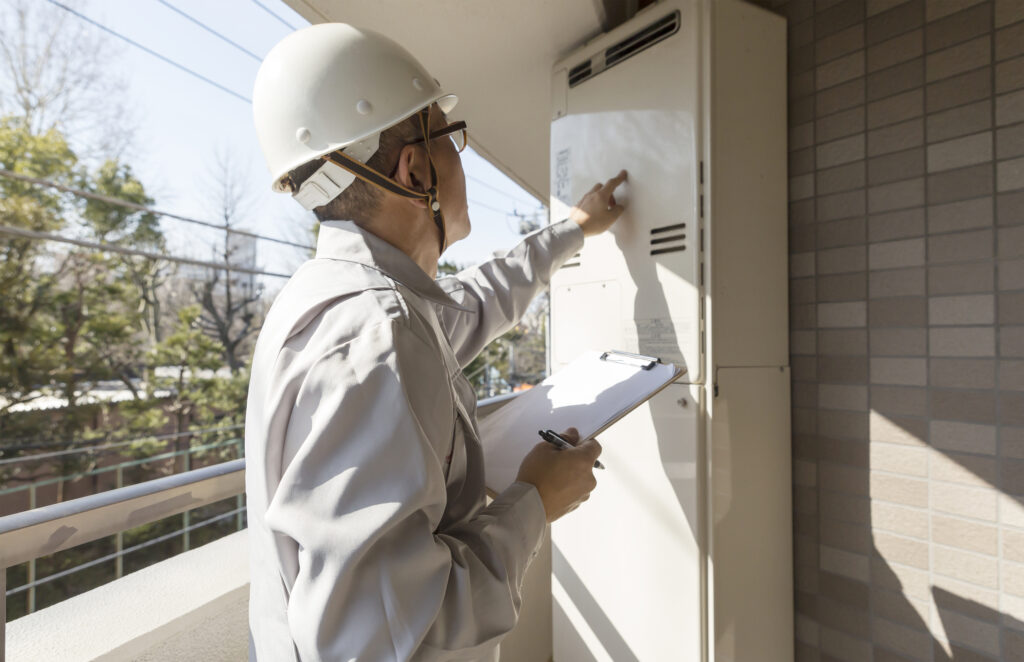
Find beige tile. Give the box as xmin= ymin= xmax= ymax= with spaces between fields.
xmin=820 ymin=544 xmax=870 ymax=582
xmin=870 ymin=0 xmax=912 ymax=18
xmin=820 ymin=626 xmax=872 ymax=662
xmin=818 ymin=160 xmax=867 ymax=195
xmin=929 ymin=327 xmax=996 ymax=357
xmin=868 ymin=238 xmax=925 ymax=270
xmin=931 ymin=573 xmax=1001 ymax=617
xmin=819 ymin=384 xmax=868 ymax=411
xmin=868 ymin=177 xmax=925 ymax=213
xmin=872 ymin=501 xmax=928 ymax=539
xmin=930 ymin=420 xmax=997 ymax=455
xmin=819 ymin=245 xmax=867 ymax=274
xmin=1006 ymin=529 xmax=1024 ymax=563
xmin=868 ymin=118 xmax=925 ymax=157
xmin=998 ymin=89 xmax=1024 ymax=127
xmin=930 ymin=358 xmax=996 ymax=389
xmin=870 ymin=385 xmax=928 ymax=416
xmin=790 ymin=252 xmax=815 ymax=278
xmin=1002 ymin=326 xmax=1024 ymax=358
xmin=819 ymin=329 xmax=869 ymax=356
xmin=818 ymin=134 xmax=867 ymax=169
xmin=868 ymin=28 xmax=923 ymax=73
xmin=1000 ymin=259 xmax=1024 ymax=291
xmin=998 ymin=155 xmax=1024 ymax=192
xmin=870 ymin=267 xmax=926 ymax=297
xmin=935 ymin=607 xmax=1001 ymax=657
xmin=997 ymin=0 xmax=1024 ymax=27
xmin=928 ymin=229 xmax=993 ymax=264
xmin=931 ymin=481 xmax=998 ymax=520
xmin=821 ymin=461 xmax=869 ymax=496
xmin=869 ymin=296 xmax=927 ymax=326
xmin=818 ymin=301 xmax=867 ymax=328
xmin=932 ymin=515 xmax=998 ymax=555
xmin=871 ymin=473 xmax=929 ymax=507
xmin=1001 ymin=226 xmax=1024 ymax=258
xmin=1007 ymin=560 xmax=1024 ymax=598
xmin=927 ymin=197 xmax=993 ymax=235
xmin=818 ymin=272 xmax=867 ymax=302
xmin=926 ymin=99 xmax=992 ymax=143
xmin=871 ymin=442 xmax=928 ymax=477
xmin=927 ymin=1 xmax=992 ymax=51
xmin=868 ymin=57 xmax=924 ymax=102
xmin=874 ymin=530 xmax=929 ymax=569
xmin=1000 ymin=593 xmax=1024 ymax=632
xmin=1001 ymin=493 xmax=1024 ymax=528
xmin=928 ymin=67 xmax=992 ymax=114
xmin=925 ymin=35 xmax=991 ymax=83
xmin=870 ymin=358 xmax=927 ymax=385
xmin=872 ymin=556 xmax=931 ymax=602
xmin=870 ymin=328 xmax=926 ymax=356
xmin=791 ymin=329 xmax=816 ymax=355
xmin=996 ymin=54 xmax=1024 ymax=94
xmin=790 ymin=174 xmax=814 ymax=201
xmin=869 ymin=410 xmax=928 ymax=446
xmin=997 ymin=20 xmax=1024 ymax=61
xmin=929 ymin=262 xmax=995 ymax=296
xmin=930 ymin=390 xmax=996 ymax=425
xmin=930 ymin=449 xmax=997 ymax=487
xmin=868 ymin=88 xmax=924 ymax=129
xmin=817 ymin=50 xmax=866 ymax=91
xmin=928 ymin=294 xmax=995 ymax=326
xmin=795 ymin=614 xmax=819 ymax=647
xmin=927 ymin=132 xmax=993 ymax=173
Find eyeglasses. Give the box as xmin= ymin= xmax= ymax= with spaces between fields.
xmin=407 ymin=120 xmax=468 ymax=153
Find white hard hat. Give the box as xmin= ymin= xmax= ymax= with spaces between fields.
xmin=253 ymin=23 xmax=458 ymax=209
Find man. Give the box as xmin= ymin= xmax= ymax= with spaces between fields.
xmin=247 ymin=23 xmax=627 ymax=661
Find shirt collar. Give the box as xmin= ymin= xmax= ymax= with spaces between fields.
xmin=315 ymin=220 xmax=473 ymax=312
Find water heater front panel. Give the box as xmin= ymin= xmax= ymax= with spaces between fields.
xmin=549 ymin=3 xmax=703 ymax=383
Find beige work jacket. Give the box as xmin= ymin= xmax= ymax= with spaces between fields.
xmin=245 ymin=218 xmax=585 ymax=661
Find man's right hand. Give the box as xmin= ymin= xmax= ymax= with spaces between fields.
xmin=515 ymin=427 xmax=602 ymax=522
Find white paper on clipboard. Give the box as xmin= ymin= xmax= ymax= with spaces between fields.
xmin=479 ymin=350 xmax=684 ymax=493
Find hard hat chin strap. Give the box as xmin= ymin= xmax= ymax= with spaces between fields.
xmin=320 ymin=106 xmax=447 ymax=254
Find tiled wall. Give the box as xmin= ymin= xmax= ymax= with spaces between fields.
xmin=746 ymin=0 xmax=1024 ymax=659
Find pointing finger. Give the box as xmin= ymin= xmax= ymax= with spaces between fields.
xmin=603 ymin=169 xmax=628 ymax=193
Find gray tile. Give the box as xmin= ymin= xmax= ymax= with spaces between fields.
xmin=867 ymin=57 xmax=924 ymax=101
xmin=870 ymin=385 xmax=928 ymax=416
xmin=818 ymin=217 xmax=868 ymax=248
xmin=929 ymin=326 xmax=997 ymax=356
xmin=926 ymin=131 xmax=993 ymax=172
xmin=791 ymin=96 xmax=816 ymax=126
xmin=928 ymin=197 xmax=993 ymax=234
xmin=792 ymin=303 xmax=817 ymax=329
xmin=996 ymin=54 xmax=1024 ymax=95
xmin=868 ymin=148 xmax=925 ymax=185
xmin=1000 ymin=392 xmax=1024 ymax=425
xmin=869 ymin=237 xmax=926 ymax=269
xmin=998 ymin=190 xmax=1024 ymax=226
xmin=818 ymin=160 xmax=868 ymax=194
xmin=996 ymin=0 xmax=1024 ymax=27
xmin=791 ymin=70 xmax=816 ymax=101
xmin=869 ymin=295 xmax=927 ymax=326
xmin=790 ymin=251 xmax=815 ymax=277
xmin=782 ymin=0 xmax=814 ymax=23
xmin=817 ymin=78 xmax=867 ymax=117
xmin=818 ymin=50 xmax=867 ymax=91
xmin=817 ymin=24 xmax=867 ymax=64
xmin=996 ymin=20 xmax=1024 ymax=62
xmin=819 ymin=329 xmax=870 ymax=356
xmin=790 ymin=19 xmax=815 ymax=51
xmin=925 ymin=35 xmax=991 ymax=83
xmin=998 ymin=225 xmax=1024 ymax=257
xmin=1001 ymin=358 xmax=1024 ymax=389
xmin=926 ymin=0 xmax=986 ymax=21
xmin=930 ymin=358 xmax=996 ymax=389
xmin=868 ymin=177 xmax=926 ymax=213
xmin=926 ymin=67 xmax=992 ymax=113
xmin=819 ymin=301 xmax=868 ymax=327
xmin=926 ymin=163 xmax=994 ymax=205
xmin=928 ymin=228 xmax=994 ymax=263
xmin=817 ymin=106 xmax=867 ymax=143
xmin=819 ymin=272 xmax=869 ymax=301
xmin=870 ymin=266 xmax=927 ymax=297
xmin=1002 ymin=325 xmax=1024 ymax=356
xmin=790 ymin=147 xmax=815 ymax=177
xmin=929 ymin=293 xmax=995 ymax=325
xmin=867 ymin=89 xmax=924 ymax=129
xmin=790 ymin=122 xmax=815 ymax=153
xmin=820 ymin=244 xmax=869 ymax=274
xmin=868 ymin=118 xmax=925 ymax=156
xmin=792 ymin=199 xmax=816 ymax=225
xmin=870 ymin=357 xmax=928 ymax=384
xmin=1001 ymin=291 xmax=1024 ymax=324
xmin=817 ymin=0 xmax=869 ymax=40
xmin=818 ymin=134 xmax=867 ymax=168
xmin=1000 ymin=258 xmax=1024 ymax=289
xmin=791 ymin=223 xmax=816 ymax=252
xmin=999 ymin=155 xmax=1024 ymax=192
xmin=819 ymin=189 xmax=868 ymax=221
xmin=930 ymin=389 xmax=997 ymax=424
xmin=870 ymin=328 xmax=927 ymax=355
xmin=867 ymin=0 xmax=924 ymax=46
xmin=791 ymin=278 xmax=816 ymax=305
xmin=867 ymin=29 xmax=924 ymax=73
xmin=819 ymin=355 xmax=870 ymax=381
xmin=929 ymin=262 xmax=995 ymax=295
xmin=925 ymin=99 xmax=992 ymax=143
xmin=925 ymin=2 xmax=992 ymax=53
xmin=997 ymin=122 xmax=1024 ymax=161
xmin=869 ymin=207 xmax=926 ymax=241
xmin=790 ymin=43 xmax=816 ymax=75
xmin=791 ymin=173 xmax=815 ymax=200
xmin=997 ymin=89 xmax=1024 ymax=127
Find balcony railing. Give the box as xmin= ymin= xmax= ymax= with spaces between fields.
xmin=0 ymin=392 xmax=519 ymax=660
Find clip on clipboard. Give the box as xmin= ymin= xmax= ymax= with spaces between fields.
xmin=479 ymin=349 xmax=684 ymax=493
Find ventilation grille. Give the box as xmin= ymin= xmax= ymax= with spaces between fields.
xmin=567 ymin=11 xmax=680 ymax=88
xmin=649 ymin=223 xmax=686 ymax=256
xmin=561 ymin=252 xmax=582 ymax=269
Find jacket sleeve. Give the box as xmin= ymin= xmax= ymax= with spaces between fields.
xmin=264 ymin=318 xmax=547 ymax=661
xmin=436 ymin=219 xmax=584 ymax=368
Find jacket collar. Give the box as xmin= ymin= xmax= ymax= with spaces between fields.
xmin=315 ymin=220 xmax=473 ymax=312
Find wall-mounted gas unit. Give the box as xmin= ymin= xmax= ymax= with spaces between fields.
xmin=547 ymin=1 xmax=791 ymax=660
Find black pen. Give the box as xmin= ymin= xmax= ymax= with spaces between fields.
xmin=538 ymin=429 xmax=605 ymax=470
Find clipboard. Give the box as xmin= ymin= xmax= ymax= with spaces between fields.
xmin=478 ymin=350 xmax=685 ymax=493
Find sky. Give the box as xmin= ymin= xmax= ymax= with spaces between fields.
xmin=9 ymin=0 xmax=546 ymax=290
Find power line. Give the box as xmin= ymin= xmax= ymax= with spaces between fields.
xmin=154 ymin=0 xmax=262 ymax=62
xmin=43 ymin=0 xmax=252 ymax=104
xmin=466 ymin=174 xmax=539 ymax=208
xmin=0 ymin=168 xmax=314 ymax=251
xmin=467 ymin=198 xmax=523 ymax=216
xmin=0 ymin=224 xmax=291 ymax=278
xmin=249 ymin=0 xmax=299 ymax=30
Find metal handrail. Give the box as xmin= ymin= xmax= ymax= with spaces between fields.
xmin=0 ymin=391 xmax=521 ymax=659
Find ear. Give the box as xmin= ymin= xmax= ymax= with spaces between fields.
xmin=392 ymin=144 xmax=429 ymax=210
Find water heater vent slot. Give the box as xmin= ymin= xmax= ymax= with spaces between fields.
xmin=651 ymin=246 xmax=686 ymax=256
xmin=650 ymin=222 xmax=686 ymax=256
xmin=568 ymin=60 xmax=592 ymax=87
xmin=604 ymin=11 xmax=680 ymax=69
xmin=651 ymin=222 xmax=686 ymax=235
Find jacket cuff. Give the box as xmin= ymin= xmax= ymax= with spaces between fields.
xmin=491 ymin=481 xmax=547 ymax=562
xmin=541 ymin=218 xmax=585 ymax=266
